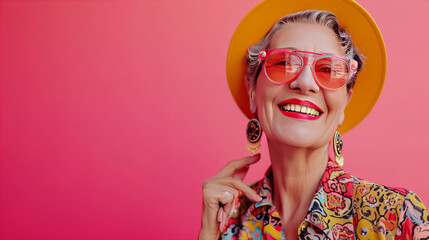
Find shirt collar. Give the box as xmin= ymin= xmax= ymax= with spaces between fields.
xmin=253 ymin=160 xmax=355 ymax=238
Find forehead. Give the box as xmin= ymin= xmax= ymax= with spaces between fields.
xmin=270 ymin=22 xmax=345 ymax=56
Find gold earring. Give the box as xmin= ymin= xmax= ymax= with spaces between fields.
xmin=334 ymin=130 xmax=344 ymax=166
xmin=246 ymin=118 xmax=262 ymax=153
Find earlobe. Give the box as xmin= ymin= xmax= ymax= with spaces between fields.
xmin=248 ymin=85 xmax=257 ymax=114
xmin=346 ymin=89 xmax=353 ymax=103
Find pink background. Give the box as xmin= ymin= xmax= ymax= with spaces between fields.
xmin=1 ymin=0 xmax=428 ymax=239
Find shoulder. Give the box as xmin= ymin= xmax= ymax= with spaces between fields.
xmin=353 ymin=177 xmax=411 ymax=206
xmin=352 ymin=176 xmax=426 ymax=211
xmin=351 ymin=176 xmax=429 ymax=239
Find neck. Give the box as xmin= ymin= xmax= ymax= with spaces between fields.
xmin=268 ymin=139 xmax=329 ymax=222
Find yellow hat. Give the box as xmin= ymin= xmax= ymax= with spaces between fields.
xmin=226 ymin=0 xmax=386 ymax=133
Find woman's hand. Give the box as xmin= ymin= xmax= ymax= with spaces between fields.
xmin=198 ymin=154 xmax=263 ymax=240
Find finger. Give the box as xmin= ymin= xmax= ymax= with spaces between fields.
xmin=215 ymin=154 xmax=261 ymax=179
xmin=231 ymin=165 xmax=250 ymax=180
xmin=216 ymin=189 xmax=237 ymax=205
xmin=217 ymin=206 xmax=224 ymax=223
xmin=220 ymin=190 xmax=242 ymax=232
xmin=224 ymin=192 xmax=238 ymax=217
xmin=218 ymin=177 xmax=262 ymax=202
xmin=218 ymin=205 xmax=228 ymax=232
xmin=201 ymin=190 xmax=235 ymax=237
xmin=218 ymin=209 xmax=227 ymax=232
xmin=226 ymin=191 xmax=239 ymax=217
xmin=215 ymin=153 xmax=261 ymax=179
xmin=217 ymin=191 xmax=236 ymax=232
xmin=218 ymin=200 xmax=234 ymax=232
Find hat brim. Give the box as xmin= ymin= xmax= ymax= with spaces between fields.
xmin=226 ymin=0 xmax=386 ymax=134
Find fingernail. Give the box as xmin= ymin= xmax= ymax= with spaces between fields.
xmin=223 ymin=225 xmax=228 ymax=232
xmin=252 ymin=153 xmax=260 ymax=157
xmin=224 ymin=191 xmax=232 ymax=197
xmin=256 ymin=193 xmax=262 ymax=201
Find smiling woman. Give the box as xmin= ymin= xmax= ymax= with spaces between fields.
xmin=199 ymin=0 xmax=429 ymax=239
xmin=250 ymin=23 xmax=352 ymax=149
xmin=1 ymin=0 xmax=429 ymax=239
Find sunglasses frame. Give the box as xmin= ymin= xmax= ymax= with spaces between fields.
xmin=258 ymin=49 xmax=358 ymax=90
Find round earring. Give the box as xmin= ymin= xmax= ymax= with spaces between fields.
xmin=246 ymin=118 xmax=262 ymax=153
xmin=334 ymin=130 xmax=344 ymax=166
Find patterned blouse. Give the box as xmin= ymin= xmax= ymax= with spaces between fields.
xmin=220 ymin=160 xmax=429 ymax=240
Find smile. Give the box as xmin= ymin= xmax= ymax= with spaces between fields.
xmin=278 ymin=98 xmax=323 ymax=120
xmin=279 ymin=104 xmax=320 ymax=117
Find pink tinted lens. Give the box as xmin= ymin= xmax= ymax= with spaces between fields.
xmin=265 ymin=51 xmax=302 ymax=84
xmin=314 ymin=57 xmax=349 ymax=89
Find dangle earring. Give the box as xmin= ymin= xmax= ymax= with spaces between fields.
xmin=246 ymin=118 xmax=262 ymax=153
xmin=333 ymin=130 xmax=345 ymax=166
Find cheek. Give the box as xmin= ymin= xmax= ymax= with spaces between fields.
xmin=326 ymin=88 xmax=348 ymax=107
xmin=254 ymin=78 xmax=269 ymax=111
xmin=254 ymin=79 xmax=279 ymax=134
xmin=255 ymin=81 xmax=281 ymax=116
xmin=324 ymin=91 xmax=349 ymax=122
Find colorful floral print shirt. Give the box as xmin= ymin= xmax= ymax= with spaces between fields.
xmin=220 ymin=160 xmax=429 ymax=240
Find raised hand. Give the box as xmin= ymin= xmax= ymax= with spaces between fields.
xmin=199 ymin=154 xmax=263 ymax=240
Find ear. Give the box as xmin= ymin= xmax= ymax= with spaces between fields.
xmin=338 ymin=89 xmax=353 ymax=126
xmin=248 ymin=84 xmax=257 ymax=114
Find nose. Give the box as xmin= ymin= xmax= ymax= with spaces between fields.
xmin=288 ymin=64 xmax=320 ymax=93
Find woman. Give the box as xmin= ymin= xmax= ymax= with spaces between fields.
xmin=199 ymin=0 xmax=429 ymax=239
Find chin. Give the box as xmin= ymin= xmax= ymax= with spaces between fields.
xmin=268 ymin=127 xmax=326 ymax=149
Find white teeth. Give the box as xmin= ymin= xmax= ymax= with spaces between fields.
xmin=280 ymin=104 xmax=321 ymax=117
